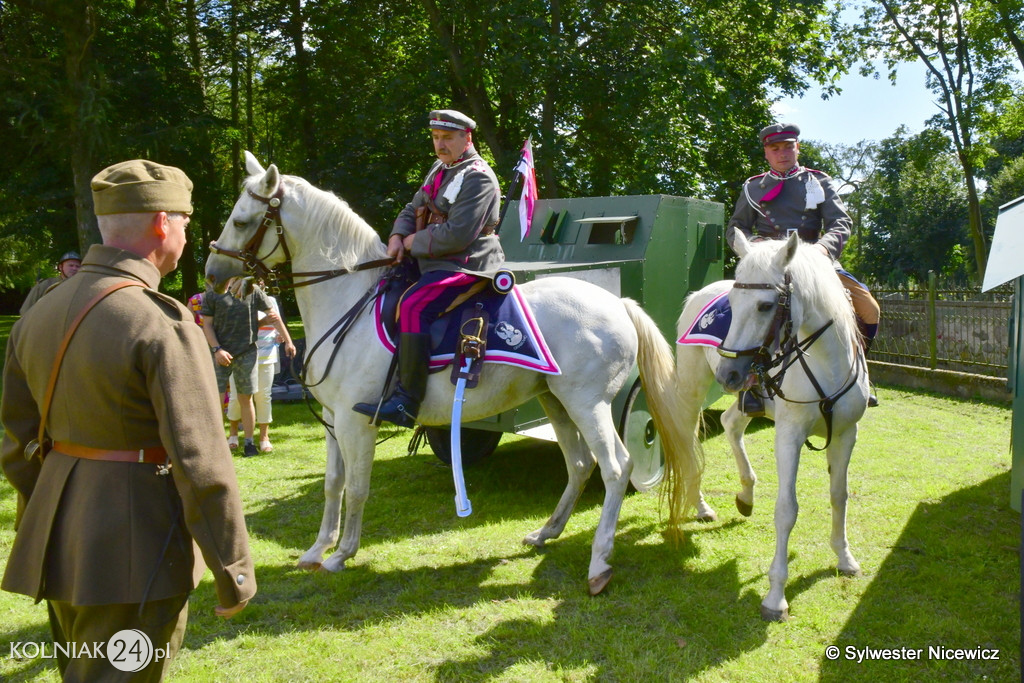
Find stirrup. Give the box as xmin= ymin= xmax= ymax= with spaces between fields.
xmin=738 ymin=390 xmax=765 ymax=417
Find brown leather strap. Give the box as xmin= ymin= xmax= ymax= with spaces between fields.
xmin=36 ymin=281 xmax=148 ymax=458
xmin=53 ymin=441 xmax=169 ymax=464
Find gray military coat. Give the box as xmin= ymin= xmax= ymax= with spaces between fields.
xmin=1 ymin=245 xmax=255 ymax=608
xmin=392 ymin=145 xmax=505 ymax=276
xmin=726 ymin=166 xmax=852 ymax=265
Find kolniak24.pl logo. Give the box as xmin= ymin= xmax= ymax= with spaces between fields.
xmin=9 ymin=629 xmax=170 ymax=672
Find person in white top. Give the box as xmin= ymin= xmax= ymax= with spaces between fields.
xmin=227 ymin=293 xmax=296 ymax=452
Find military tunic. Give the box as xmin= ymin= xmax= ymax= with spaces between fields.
xmin=391 ymin=145 xmax=504 ymax=276
xmin=19 ymin=276 xmax=62 ymax=315
xmin=726 ymin=166 xmax=852 ymax=265
xmin=1 ymin=245 xmax=255 ymax=609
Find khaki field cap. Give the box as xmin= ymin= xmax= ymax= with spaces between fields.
xmin=91 ymin=159 xmax=194 ymax=216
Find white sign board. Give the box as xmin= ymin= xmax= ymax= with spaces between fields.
xmin=982 ymin=195 xmax=1024 ymax=292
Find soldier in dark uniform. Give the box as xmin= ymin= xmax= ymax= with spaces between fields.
xmin=19 ymin=250 xmax=82 ymax=314
xmin=726 ymin=123 xmax=880 ymax=415
xmin=354 ymin=109 xmax=504 ymax=427
xmin=2 ymin=160 xmax=255 ymax=681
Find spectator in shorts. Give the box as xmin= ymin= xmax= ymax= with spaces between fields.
xmin=226 ymin=289 xmax=295 ymax=453
xmin=201 ymin=278 xmax=291 ymax=457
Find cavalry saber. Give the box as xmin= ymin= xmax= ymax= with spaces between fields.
xmin=450 ymin=356 xmax=474 ymax=517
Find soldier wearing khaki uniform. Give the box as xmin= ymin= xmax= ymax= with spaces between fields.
xmin=1 ymin=160 xmax=255 ymax=681
xmin=19 ymin=251 xmax=82 ymax=314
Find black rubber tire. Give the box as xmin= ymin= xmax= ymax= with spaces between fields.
xmin=424 ymin=426 xmax=502 ymax=466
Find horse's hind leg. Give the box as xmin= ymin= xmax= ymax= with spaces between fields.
xmin=827 ymin=426 xmax=862 ymax=577
xmin=721 ymin=401 xmax=757 ymax=517
xmin=557 ymin=397 xmax=631 ymax=595
xmin=298 ymin=421 xmax=345 ymax=570
xmin=523 ymin=393 xmax=596 ymax=548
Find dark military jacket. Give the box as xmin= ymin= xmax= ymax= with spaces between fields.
xmin=392 ymin=145 xmax=505 ymax=277
xmin=1 ymin=245 xmax=255 ymax=607
xmin=726 ymin=166 xmax=852 ymax=264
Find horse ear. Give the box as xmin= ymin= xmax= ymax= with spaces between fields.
xmin=261 ymin=164 xmax=280 ymax=196
xmin=244 ymin=151 xmax=265 ymax=177
xmin=774 ymin=231 xmax=800 ymax=270
xmin=733 ymin=230 xmax=750 ymax=258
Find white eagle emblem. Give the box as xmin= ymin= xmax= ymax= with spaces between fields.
xmin=495 ymin=321 xmax=524 ymax=349
xmin=698 ymin=310 xmax=717 ymax=330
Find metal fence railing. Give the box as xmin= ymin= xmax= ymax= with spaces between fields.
xmin=868 ymin=273 xmax=1013 ymax=378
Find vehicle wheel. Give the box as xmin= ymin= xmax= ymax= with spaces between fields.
xmin=619 ymin=378 xmax=664 ymax=491
xmin=424 ymin=426 xmax=502 ymax=466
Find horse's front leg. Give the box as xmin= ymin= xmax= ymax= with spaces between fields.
xmin=827 ymin=425 xmax=862 ymax=577
xmin=320 ymin=414 xmax=377 ymax=573
xmin=721 ymin=401 xmax=757 ymax=517
xmin=298 ymin=420 xmax=345 ymax=569
xmin=761 ymin=428 xmax=802 ymax=621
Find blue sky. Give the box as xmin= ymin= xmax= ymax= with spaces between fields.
xmin=773 ymin=61 xmax=940 ymax=147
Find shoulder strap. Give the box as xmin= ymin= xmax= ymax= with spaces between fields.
xmin=36 ymin=280 xmax=148 ymax=455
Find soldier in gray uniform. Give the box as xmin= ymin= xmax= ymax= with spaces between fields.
xmin=726 ymin=123 xmax=880 ymax=414
xmin=354 ymin=108 xmax=504 ymax=427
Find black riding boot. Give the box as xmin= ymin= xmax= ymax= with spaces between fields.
xmin=353 ymin=333 xmax=431 ymax=427
xmin=863 ymin=335 xmax=879 ymax=407
xmin=738 ymin=389 xmax=765 ymax=417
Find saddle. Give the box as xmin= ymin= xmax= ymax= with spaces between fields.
xmin=374 ymin=265 xmax=560 ymax=376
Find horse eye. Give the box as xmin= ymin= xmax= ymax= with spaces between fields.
xmin=233 ymin=219 xmax=247 ymax=228
xmin=757 ymin=301 xmax=775 ymax=313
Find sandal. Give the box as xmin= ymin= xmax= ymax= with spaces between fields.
xmin=260 ymin=439 xmax=273 ymax=453
xmin=227 ymin=435 xmax=239 ymax=449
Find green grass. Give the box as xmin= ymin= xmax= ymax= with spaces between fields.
xmin=0 ymin=313 xmax=1019 ymax=681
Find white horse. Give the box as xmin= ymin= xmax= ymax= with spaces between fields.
xmin=205 ymin=152 xmax=699 ymax=595
xmin=667 ymin=232 xmax=868 ymax=620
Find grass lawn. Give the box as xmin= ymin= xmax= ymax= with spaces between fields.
xmin=0 ymin=311 xmax=1019 ymax=681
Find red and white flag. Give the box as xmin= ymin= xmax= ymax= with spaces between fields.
xmin=514 ymin=136 xmax=538 ymax=241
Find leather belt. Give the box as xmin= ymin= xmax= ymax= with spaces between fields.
xmin=53 ymin=441 xmax=169 ymax=464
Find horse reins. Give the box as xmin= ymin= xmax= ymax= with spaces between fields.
xmin=718 ymin=272 xmax=864 ymax=450
xmin=208 ymin=179 xmax=396 ymax=441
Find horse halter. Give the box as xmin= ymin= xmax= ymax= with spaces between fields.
xmin=209 ymin=184 xmax=290 ymax=285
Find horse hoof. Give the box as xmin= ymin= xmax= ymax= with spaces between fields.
xmin=838 ymin=566 xmax=862 ymax=578
xmin=735 ymin=496 xmax=753 ymax=517
xmin=296 ymin=560 xmax=322 ymax=571
xmin=695 ymin=510 xmax=718 ymax=523
xmin=760 ymin=604 xmax=789 ymax=622
xmin=588 ymin=569 xmax=613 ymax=596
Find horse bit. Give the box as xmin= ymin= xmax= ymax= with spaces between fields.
xmin=718 ymin=272 xmax=863 ymax=450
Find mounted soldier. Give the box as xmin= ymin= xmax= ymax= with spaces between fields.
xmin=353 ymin=108 xmax=504 ymax=427
xmin=726 ymin=123 xmax=880 ymax=414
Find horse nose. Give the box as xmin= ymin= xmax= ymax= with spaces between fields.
xmin=715 ymin=364 xmax=747 ymax=392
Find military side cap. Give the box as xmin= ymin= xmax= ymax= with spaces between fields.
xmin=760 ymin=123 xmax=800 ymax=145
xmin=91 ymin=159 xmax=194 ymax=216
xmin=428 ymin=109 xmax=476 ymax=132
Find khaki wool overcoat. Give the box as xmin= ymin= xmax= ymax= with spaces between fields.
xmin=1 ymin=245 xmax=255 ymax=608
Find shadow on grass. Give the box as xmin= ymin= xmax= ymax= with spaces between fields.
xmin=1 ymin=621 xmax=59 ymax=682
xmin=820 ymin=471 xmax=1019 ymax=682
xmin=186 ymin=522 xmax=773 ymax=680
xmin=244 ymin=432 xmax=609 ymax=555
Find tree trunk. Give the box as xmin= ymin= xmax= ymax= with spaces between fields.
xmin=62 ymin=1 xmax=101 ymax=252
xmin=287 ymin=0 xmax=317 ymax=178
xmin=540 ymin=0 xmax=561 ymax=198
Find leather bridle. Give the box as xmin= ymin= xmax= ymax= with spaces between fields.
xmin=208 ymin=182 xmax=392 ymax=293
xmin=718 ymin=271 xmax=864 ymax=450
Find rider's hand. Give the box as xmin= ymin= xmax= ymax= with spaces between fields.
xmin=387 ymin=234 xmax=406 ymax=264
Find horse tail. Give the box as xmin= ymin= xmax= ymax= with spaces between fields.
xmin=621 ymin=298 xmax=704 ymax=543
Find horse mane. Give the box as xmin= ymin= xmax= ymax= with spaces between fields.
xmin=737 ymin=239 xmax=858 ymax=346
xmin=247 ymin=173 xmax=388 ymax=269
